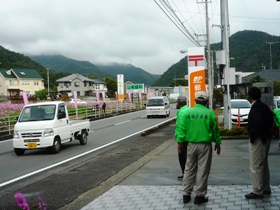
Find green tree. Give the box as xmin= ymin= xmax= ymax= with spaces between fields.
xmin=36 ymin=89 xmax=48 ymax=100
xmin=270 ymin=80 xmax=280 ymax=96
xmin=249 ymin=75 xmax=265 ymax=85
xmin=102 ymin=77 xmax=117 ymax=97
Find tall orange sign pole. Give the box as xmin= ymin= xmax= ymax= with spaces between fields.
xmin=188 ymin=47 xmax=206 ymax=107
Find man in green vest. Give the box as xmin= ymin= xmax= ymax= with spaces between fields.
xmin=174 ymin=95 xmax=189 ymax=180
xmin=178 ymin=91 xmax=222 ymax=205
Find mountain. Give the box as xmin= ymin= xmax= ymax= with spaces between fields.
xmin=29 ymin=54 xmax=108 ymax=78
xmin=96 ymin=63 xmax=160 ymax=85
xmin=29 ymin=55 xmax=159 ymax=85
xmin=154 ymin=30 xmax=280 ymax=86
xmin=1 ymin=30 xmax=279 ymax=88
xmin=0 ymin=46 xmax=46 ymax=72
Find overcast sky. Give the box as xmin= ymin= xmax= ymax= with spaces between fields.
xmin=0 ymin=0 xmax=279 ymax=75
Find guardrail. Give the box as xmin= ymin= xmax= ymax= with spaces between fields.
xmin=0 ymin=102 xmax=141 ymax=140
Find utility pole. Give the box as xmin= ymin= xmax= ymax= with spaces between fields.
xmin=266 ymin=41 xmax=279 ymax=70
xmin=46 ymin=68 xmax=50 ymax=97
xmin=221 ymin=0 xmax=231 ymax=129
xmin=205 ymin=0 xmax=212 ymax=109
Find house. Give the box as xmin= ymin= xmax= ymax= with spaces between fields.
xmin=56 ymin=73 xmax=107 ymax=97
xmin=0 ymin=68 xmax=44 ymax=97
xmin=242 ymin=69 xmax=280 ymax=83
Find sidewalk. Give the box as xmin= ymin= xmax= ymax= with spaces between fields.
xmin=81 ymin=138 xmax=280 ymax=210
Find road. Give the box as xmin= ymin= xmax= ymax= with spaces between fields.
xmin=0 ymin=105 xmax=177 ymax=187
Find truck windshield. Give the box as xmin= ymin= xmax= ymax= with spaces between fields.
xmin=146 ymin=99 xmax=164 ymax=106
xmin=18 ymin=105 xmax=56 ymax=122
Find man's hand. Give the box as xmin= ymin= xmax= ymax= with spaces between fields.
xmin=178 ymin=143 xmax=183 ymax=153
xmin=214 ymin=145 xmax=221 ymax=155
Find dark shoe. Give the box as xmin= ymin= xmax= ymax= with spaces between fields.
xmin=245 ymin=192 xmax=264 ymax=199
xmin=183 ymin=195 xmax=191 ymax=204
xmin=263 ymin=190 xmax=271 ymax=195
xmin=177 ymin=175 xmax=183 ymax=180
xmin=194 ymin=196 xmax=208 ymax=205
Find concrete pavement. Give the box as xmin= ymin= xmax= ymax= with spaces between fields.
xmin=80 ymin=131 xmax=280 ymax=209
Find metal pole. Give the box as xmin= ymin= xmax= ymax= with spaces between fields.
xmin=221 ymin=0 xmax=231 ymax=129
xmin=270 ymin=43 xmax=272 ymax=70
xmin=267 ymin=41 xmax=279 ymax=70
xmin=46 ymin=68 xmax=50 ymax=96
xmin=206 ymin=0 xmax=212 ymax=109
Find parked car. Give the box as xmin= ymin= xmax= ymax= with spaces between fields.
xmin=230 ymin=99 xmax=251 ymax=124
xmin=70 ymin=99 xmax=87 ymax=104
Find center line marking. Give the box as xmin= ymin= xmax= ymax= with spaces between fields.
xmin=114 ymin=120 xmax=131 ymax=126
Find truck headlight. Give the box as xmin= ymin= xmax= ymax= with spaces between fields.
xmin=14 ymin=130 xmax=19 ymax=138
xmin=44 ymin=128 xmax=54 ymax=137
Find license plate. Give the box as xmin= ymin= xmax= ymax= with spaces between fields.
xmin=240 ymin=118 xmax=244 ymax=121
xmin=27 ymin=142 xmax=37 ymax=148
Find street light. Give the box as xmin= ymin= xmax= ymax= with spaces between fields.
xmin=46 ymin=68 xmax=50 ymax=96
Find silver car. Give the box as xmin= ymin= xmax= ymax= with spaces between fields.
xmin=230 ymin=99 xmax=251 ymax=124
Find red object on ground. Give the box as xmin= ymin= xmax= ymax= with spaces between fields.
xmin=238 ymin=107 xmax=240 ymax=128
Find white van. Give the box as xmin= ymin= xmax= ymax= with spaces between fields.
xmin=145 ymin=96 xmax=170 ymax=118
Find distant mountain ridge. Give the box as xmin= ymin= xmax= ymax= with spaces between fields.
xmin=1 ymin=30 xmax=279 ymax=88
xmin=29 ymin=55 xmax=159 ymax=85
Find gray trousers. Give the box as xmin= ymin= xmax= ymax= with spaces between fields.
xmin=182 ymin=142 xmax=212 ymax=196
xmin=249 ymin=138 xmax=271 ymax=195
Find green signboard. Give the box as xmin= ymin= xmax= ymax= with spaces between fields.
xmin=126 ymin=83 xmax=144 ymax=93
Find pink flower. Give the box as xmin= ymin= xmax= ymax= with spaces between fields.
xmin=16 ymin=196 xmax=27 ymax=207
xmin=14 ymin=192 xmax=23 ymax=199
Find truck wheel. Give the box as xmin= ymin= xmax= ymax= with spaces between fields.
xmin=14 ymin=148 xmax=25 ymax=156
xmin=49 ymin=137 xmax=61 ymax=154
xmin=79 ymin=130 xmax=88 ymax=145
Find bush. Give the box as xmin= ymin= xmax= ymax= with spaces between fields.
xmin=219 ymin=127 xmax=246 ymax=137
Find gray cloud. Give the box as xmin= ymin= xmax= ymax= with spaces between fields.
xmin=0 ymin=0 xmax=279 ymax=75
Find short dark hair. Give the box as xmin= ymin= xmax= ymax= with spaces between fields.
xmin=248 ymin=86 xmax=261 ymax=100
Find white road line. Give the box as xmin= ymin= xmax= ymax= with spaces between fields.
xmin=0 ymin=116 xmax=175 ymax=188
xmin=114 ymin=120 xmax=131 ymax=126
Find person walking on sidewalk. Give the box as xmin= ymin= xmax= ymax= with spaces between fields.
xmin=174 ymin=95 xmax=189 ymax=180
xmin=102 ymin=102 xmax=106 ymax=116
xmin=245 ymin=86 xmax=274 ymax=199
xmin=178 ymin=91 xmax=221 ymax=205
xmin=270 ymin=107 xmax=280 ymax=147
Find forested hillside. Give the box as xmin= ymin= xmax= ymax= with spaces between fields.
xmin=153 ymin=30 xmax=280 ymax=86
xmin=1 ymin=30 xmax=279 ymax=88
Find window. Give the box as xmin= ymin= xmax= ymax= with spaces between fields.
xmin=75 ymin=82 xmax=80 ymax=87
xmin=84 ymin=82 xmax=87 ymax=87
xmin=58 ymin=105 xmax=66 ymax=119
xmin=9 ymin=80 xmax=14 ymax=86
xmin=34 ymin=81 xmax=39 ymax=85
xmin=64 ymin=82 xmax=70 ymax=87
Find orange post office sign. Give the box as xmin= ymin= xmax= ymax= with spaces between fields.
xmin=188 ymin=47 xmax=206 ymax=107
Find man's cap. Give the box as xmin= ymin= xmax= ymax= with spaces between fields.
xmin=195 ymin=91 xmax=208 ymax=100
xmin=177 ymin=95 xmax=187 ymax=102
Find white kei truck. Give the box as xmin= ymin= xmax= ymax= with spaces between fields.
xmin=13 ymin=101 xmax=90 ymax=156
